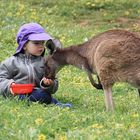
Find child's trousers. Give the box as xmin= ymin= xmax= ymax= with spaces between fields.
xmin=18 ymin=88 xmax=72 ymax=107
xmin=18 ymin=89 xmax=52 ymax=104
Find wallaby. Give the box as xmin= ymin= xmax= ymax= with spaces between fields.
xmin=45 ymin=29 xmax=140 ymax=111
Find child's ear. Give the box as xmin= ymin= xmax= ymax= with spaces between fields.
xmin=23 ymin=41 xmax=29 ymax=50
xmin=23 ymin=46 xmax=26 ymax=50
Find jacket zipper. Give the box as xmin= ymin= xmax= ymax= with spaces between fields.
xmin=29 ymin=59 xmax=35 ymax=84
xmin=25 ymin=59 xmax=32 ymax=83
xmin=25 ymin=56 xmax=35 ymax=84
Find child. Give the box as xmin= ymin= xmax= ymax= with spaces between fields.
xmin=0 ymin=22 xmax=72 ymax=107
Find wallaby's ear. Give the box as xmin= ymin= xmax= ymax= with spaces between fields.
xmin=52 ymin=38 xmax=63 ymax=48
xmin=46 ymin=39 xmax=55 ymax=54
xmin=46 ymin=39 xmax=63 ymax=54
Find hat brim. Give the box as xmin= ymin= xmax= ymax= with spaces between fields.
xmin=28 ymin=33 xmax=53 ymax=41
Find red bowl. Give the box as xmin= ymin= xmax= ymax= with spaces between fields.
xmin=11 ymin=84 xmax=34 ymax=94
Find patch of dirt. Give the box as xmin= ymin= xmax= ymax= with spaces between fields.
xmin=76 ymin=19 xmax=92 ymax=27
xmin=115 ymin=17 xmax=140 ymax=32
xmin=116 ymin=17 xmax=140 ymax=24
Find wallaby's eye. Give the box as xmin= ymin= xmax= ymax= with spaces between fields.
xmin=46 ymin=66 xmax=50 ymax=73
xmin=44 ymin=57 xmax=57 ymax=79
xmin=45 ymin=65 xmax=50 ymax=76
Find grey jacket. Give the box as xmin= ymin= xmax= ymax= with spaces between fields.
xmin=0 ymin=53 xmax=58 ymax=97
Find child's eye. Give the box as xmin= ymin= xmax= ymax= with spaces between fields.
xmin=34 ymin=42 xmax=40 ymax=45
xmin=31 ymin=41 xmax=45 ymax=45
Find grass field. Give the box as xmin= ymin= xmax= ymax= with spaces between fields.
xmin=0 ymin=0 xmax=140 ymax=140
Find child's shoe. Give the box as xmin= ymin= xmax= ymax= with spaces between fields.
xmin=51 ymin=98 xmax=72 ymax=108
xmin=56 ymin=102 xmax=72 ymax=108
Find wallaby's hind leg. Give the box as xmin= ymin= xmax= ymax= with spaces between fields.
xmin=86 ymin=71 xmax=103 ymax=90
xmin=103 ymin=86 xmax=114 ymax=111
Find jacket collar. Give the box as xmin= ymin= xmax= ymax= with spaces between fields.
xmin=17 ymin=53 xmax=42 ymax=61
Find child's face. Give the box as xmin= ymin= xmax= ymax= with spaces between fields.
xmin=24 ymin=41 xmax=45 ymax=56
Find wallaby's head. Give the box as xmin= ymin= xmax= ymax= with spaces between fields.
xmin=45 ymin=39 xmax=63 ymax=79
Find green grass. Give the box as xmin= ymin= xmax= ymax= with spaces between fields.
xmin=0 ymin=0 xmax=140 ymax=139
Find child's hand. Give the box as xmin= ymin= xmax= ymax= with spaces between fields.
xmin=10 ymin=82 xmax=16 ymax=95
xmin=42 ymin=77 xmax=54 ymax=86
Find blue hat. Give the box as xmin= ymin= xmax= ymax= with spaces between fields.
xmin=15 ymin=22 xmax=52 ymax=55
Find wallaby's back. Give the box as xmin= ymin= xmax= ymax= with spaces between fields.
xmin=86 ymin=29 xmax=140 ymax=87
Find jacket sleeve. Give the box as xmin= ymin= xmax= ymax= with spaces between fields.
xmin=0 ymin=61 xmax=15 ymax=97
xmin=40 ymin=78 xmax=59 ymax=94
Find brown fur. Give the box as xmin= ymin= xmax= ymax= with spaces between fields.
xmin=45 ymin=29 xmax=140 ymax=111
